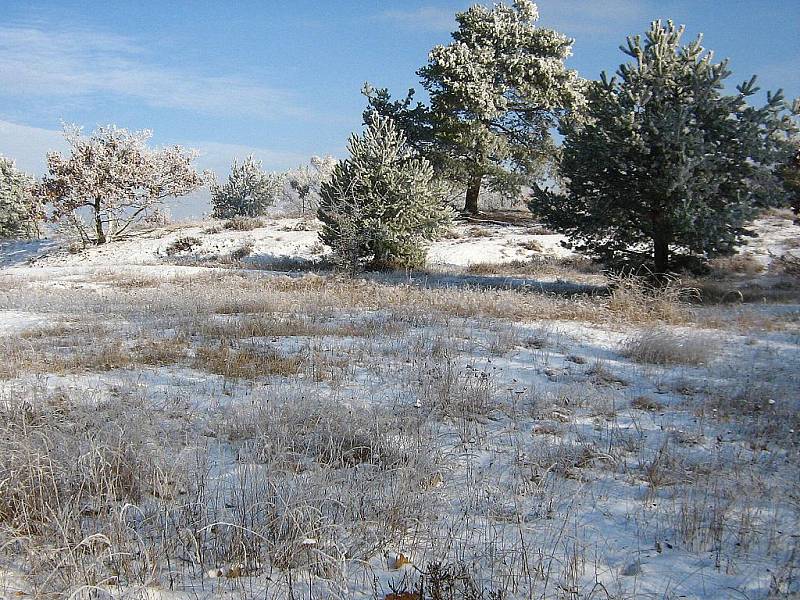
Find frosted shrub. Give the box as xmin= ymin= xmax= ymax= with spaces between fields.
xmin=283 ymin=155 xmax=337 ymax=216
xmin=318 ymin=115 xmax=452 ymax=272
xmin=211 ymin=155 xmax=283 ymax=218
xmin=0 ymin=156 xmax=40 ymax=239
xmin=622 ymin=327 xmax=718 ymax=365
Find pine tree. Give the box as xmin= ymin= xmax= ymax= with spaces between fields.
xmin=531 ymin=21 xmax=799 ymax=273
xmin=318 ymin=115 xmax=453 ymax=271
xmin=366 ymin=0 xmax=582 ymax=214
xmin=781 ymin=145 xmax=800 ymax=222
xmin=211 ymin=155 xmax=283 ymax=219
xmin=0 ymin=156 xmax=40 ymax=239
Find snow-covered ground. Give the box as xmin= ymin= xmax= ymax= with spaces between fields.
xmin=1 ymin=217 xmax=570 ymax=270
xmin=0 ymin=212 xmax=798 ymax=599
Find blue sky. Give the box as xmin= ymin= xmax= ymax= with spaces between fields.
xmin=1 ymin=0 xmax=798 ymax=181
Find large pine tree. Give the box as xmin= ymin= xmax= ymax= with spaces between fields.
xmin=532 ymin=20 xmax=799 ymax=273
xmin=366 ymin=0 xmax=582 ymax=214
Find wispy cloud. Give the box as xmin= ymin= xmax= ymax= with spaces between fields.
xmin=380 ymin=7 xmax=456 ymax=32
xmin=0 ymin=119 xmax=67 ymax=175
xmin=534 ymin=0 xmax=648 ymax=36
xmin=0 ymin=25 xmax=302 ymax=120
xmin=0 ymin=119 xmax=310 ymax=178
xmin=191 ymin=141 xmax=310 ymax=175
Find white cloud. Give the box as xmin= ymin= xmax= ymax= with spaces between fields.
xmin=380 ymin=7 xmax=456 ymax=32
xmin=0 ymin=119 xmax=67 ymax=174
xmin=0 ymin=25 xmax=302 ymax=119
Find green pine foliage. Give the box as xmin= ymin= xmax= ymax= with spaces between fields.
xmin=211 ymin=156 xmax=283 ymax=219
xmin=781 ymin=145 xmax=800 ymax=221
xmin=365 ymin=0 xmax=583 ymax=214
xmin=0 ymin=156 xmax=39 ymax=239
xmin=531 ymin=20 xmax=799 ymax=273
xmin=318 ymin=115 xmax=453 ymax=271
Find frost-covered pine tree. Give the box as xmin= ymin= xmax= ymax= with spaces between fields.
xmin=41 ymin=125 xmax=205 ymax=244
xmin=318 ymin=114 xmax=453 ymax=271
xmin=211 ymin=155 xmax=283 ymax=219
xmin=366 ymin=0 xmax=583 ymax=214
xmin=0 ymin=156 xmax=39 ymax=239
xmin=531 ymin=21 xmax=799 ymax=273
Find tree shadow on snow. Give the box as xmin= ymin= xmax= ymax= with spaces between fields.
xmin=0 ymin=238 xmax=62 ymax=268
xmin=240 ymin=252 xmax=606 ymax=298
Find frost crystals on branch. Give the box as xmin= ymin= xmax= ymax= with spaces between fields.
xmin=532 ymin=20 xmax=799 ymax=273
xmin=366 ymin=0 xmax=584 ymax=214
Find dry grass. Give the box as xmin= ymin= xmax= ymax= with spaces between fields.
xmin=224 ymin=216 xmax=264 ymax=231
xmin=465 ymin=226 xmax=493 ymax=238
xmin=622 ymin=327 xmax=718 ymax=366
xmin=0 ymin=387 xmax=442 ymax=595
xmin=136 ymin=335 xmax=190 ymax=366
xmin=0 ymin=336 xmax=134 ymax=378
xmin=631 ymin=395 xmax=665 ymax=412
xmin=606 ymin=273 xmax=695 ymax=324
xmin=0 ymin=256 xmax=796 ymax=598
xmin=709 ymin=252 xmax=765 ymax=276
xmin=164 ymin=235 xmax=202 ymax=256
xmin=463 ymin=255 xmax=599 ymax=280
xmin=194 ymin=340 xmax=305 ymax=379
xmin=515 ymin=239 xmax=542 ymax=252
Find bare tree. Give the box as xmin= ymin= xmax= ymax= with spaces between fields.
xmin=40 ymin=124 xmax=206 ymax=244
xmin=284 ymin=155 xmax=338 ymax=216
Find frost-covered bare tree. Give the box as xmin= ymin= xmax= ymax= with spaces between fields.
xmin=211 ymin=155 xmax=284 ymax=218
xmin=284 ymin=155 xmax=337 ymax=215
xmin=40 ymin=125 xmax=205 ymax=244
xmin=0 ymin=156 xmax=41 ymax=239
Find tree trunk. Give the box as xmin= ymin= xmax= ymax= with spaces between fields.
xmin=653 ymin=233 xmax=669 ymax=274
xmin=94 ymin=199 xmax=107 ymax=244
xmin=464 ymin=174 xmax=482 ymax=215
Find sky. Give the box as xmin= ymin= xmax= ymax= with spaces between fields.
xmin=1 ymin=0 xmax=798 ymax=214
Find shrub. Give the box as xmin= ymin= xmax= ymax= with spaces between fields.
xmin=318 ymin=114 xmax=453 ymax=272
xmin=164 ymin=235 xmax=201 ymax=256
xmin=230 ymin=240 xmax=255 ymax=261
xmin=211 ymin=155 xmax=283 ymax=218
xmin=39 ymin=124 xmax=204 ymax=244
